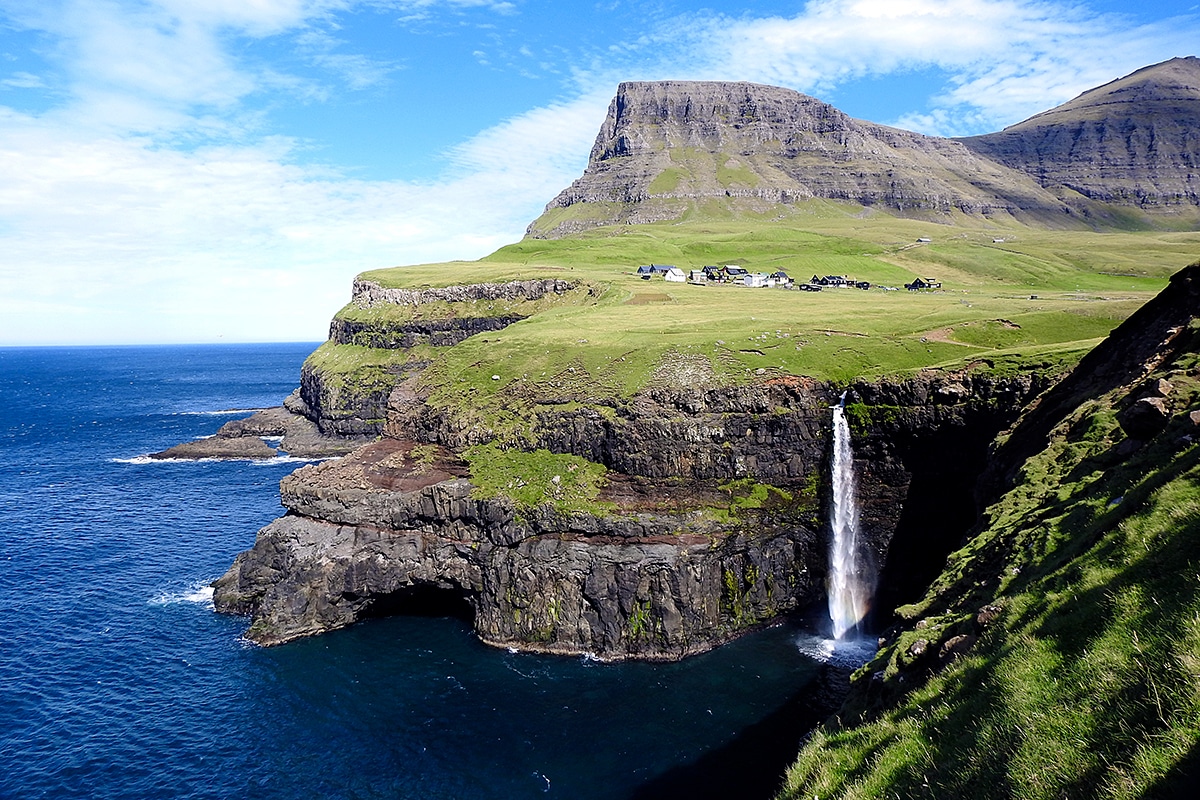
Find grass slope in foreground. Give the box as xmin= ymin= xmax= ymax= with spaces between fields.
xmin=781 ymin=322 xmax=1200 ymax=800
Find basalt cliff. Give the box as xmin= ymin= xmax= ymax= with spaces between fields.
xmin=528 ymin=58 xmax=1200 ymax=238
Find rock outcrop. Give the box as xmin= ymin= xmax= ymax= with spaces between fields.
xmin=149 ymin=404 xmax=367 ymax=460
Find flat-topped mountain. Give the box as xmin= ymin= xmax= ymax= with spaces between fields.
xmin=960 ymin=56 xmax=1200 ymax=215
xmin=528 ymin=59 xmax=1200 ymax=238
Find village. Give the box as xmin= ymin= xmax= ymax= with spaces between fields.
xmin=634 ymin=263 xmax=942 ymax=292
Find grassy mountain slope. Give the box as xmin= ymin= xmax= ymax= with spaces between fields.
xmin=780 ymin=267 xmax=1200 ymax=800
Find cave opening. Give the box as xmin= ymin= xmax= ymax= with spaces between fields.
xmin=357 ymin=584 xmax=476 ymax=623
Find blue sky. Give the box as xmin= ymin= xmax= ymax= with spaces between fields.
xmin=1 ymin=0 xmax=1198 ymax=345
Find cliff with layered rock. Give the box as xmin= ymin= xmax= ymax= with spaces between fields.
xmin=527 ymin=59 xmax=1200 ymax=238
xmin=961 ymin=57 xmax=1200 ymax=219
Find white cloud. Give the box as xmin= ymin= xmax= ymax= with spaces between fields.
xmin=570 ymin=0 xmax=1200 ymax=135
xmin=2 ymin=71 xmax=45 ymax=88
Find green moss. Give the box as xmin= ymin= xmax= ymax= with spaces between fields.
xmin=629 ymin=599 xmax=653 ymax=639
xmin=464 ymin=444 xmax=613 ymax=514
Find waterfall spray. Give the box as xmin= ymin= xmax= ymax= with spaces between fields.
xmin=828 ymin=397 xmax=871 ymax=640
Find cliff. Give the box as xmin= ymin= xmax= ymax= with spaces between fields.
xmin=527 ymin=60 xmax=1200 ymax=238
xmin=212 ymin=267 xmax=1056 ymax=660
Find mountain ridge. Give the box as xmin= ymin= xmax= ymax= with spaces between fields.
xmin=529 ymin=58 xmax=1200 ymax=238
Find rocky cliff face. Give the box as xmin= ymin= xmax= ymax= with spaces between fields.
xmin=528 ymin=61 xmax=1200 ymax=238
xmin=215 ymin=317 xmax=1048 ymax=659
xmin=960 ymin=57 xmax=1200 ymax=215
xmin=528 ymin=80 xmax=1080 ymax=238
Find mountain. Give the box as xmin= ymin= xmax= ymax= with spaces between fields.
xmin=528 ymin=60 xmax=1200 ymax=239
xmin=961 ymin=57 xmax=1200 ymax=218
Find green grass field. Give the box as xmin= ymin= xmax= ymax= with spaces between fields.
xmin=335 ymin=210 xmax=1197 ymax=441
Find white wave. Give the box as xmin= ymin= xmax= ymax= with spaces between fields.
xmin=113 ymin=453 xmax=328 ymax=465
xmin=176 ymin=408 xmax=267 ymax=417
xmin=794 ymin=633 xmax=876 ymax=668
xmin=249 ymin=455 xmax=334 ymax=466
xmin=150 ymin=582 xmax=215 ymax=608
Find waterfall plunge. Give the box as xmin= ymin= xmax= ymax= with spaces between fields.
xmin=829 ymin=401 xmax=871 ymax=640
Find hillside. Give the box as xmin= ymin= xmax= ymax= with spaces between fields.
xmin=962 ymin=57 xmax=1200 ymax=223
xmin=781 ymin=264 xmax=1200 ymax=799
xmin=528 ymin=60 xmax=1200 ymax=239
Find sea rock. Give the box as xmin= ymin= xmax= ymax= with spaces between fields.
xmin=150 ymin=435 xmax=277 ymax=461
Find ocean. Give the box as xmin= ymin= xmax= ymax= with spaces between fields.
xmin=0 ymin=343 xmax=839 ymax=800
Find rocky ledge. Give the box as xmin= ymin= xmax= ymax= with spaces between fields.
xmin=213 ymin=439 xmax=818 ymax=660
xmin=150 ymin=401 xmax=369 ymax=460
xmin=213 ymin=365 xmax=1048 ymax=660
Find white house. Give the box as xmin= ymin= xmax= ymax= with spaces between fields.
xmin=743 ymin=273 xmax=772 ymax=288
xmin=664 ymin=267 xmax=687 ymax=282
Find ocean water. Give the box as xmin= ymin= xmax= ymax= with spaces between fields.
xmin=0 ymin=344 xmax=835 ymax=800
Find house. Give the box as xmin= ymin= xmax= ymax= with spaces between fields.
xmin=855 ymin=280 xmax=871 ymax=290
xmin=650 ymin=264 xmax=675 ymax=275
xmin=636 ymin=265 xmax=654 ymax=279
xmin=702 ymin=265 xmax=725 ymax=282
xmin=723 ymin=265 xmax=748 ymax=280
xmin=688 ymin=270 xmax=708 ymax=284
xmin=771 ymin=271 xmax=793 ymax=287
xmin=904 ymin=277 xmax=942 ymax=291
xmin=664 ymin=267 xmax=687 ymax=282
xmin=744 ymin=273 xmax=772 ymax=288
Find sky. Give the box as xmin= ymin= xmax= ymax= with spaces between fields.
xmin=1 ymin=0 xmax=1198 ymax=345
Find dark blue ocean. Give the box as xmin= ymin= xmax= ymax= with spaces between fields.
xmin=0 ymin=344 xmax=839 ymax=800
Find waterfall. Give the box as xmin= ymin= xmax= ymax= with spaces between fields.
xmin=828 ymin=399 xmax=870 ymax=640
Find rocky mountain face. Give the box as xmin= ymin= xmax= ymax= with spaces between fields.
xmin=960 ymin=57 xmax=1200 ymax=215
xmin=213 ymin=279 xmax=1050 ymax=660
xmin=528 ymin=59 xmax=1200 ymax=238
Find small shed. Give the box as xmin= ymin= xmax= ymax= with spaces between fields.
xmin=905 ymin=277 xmax=942 ymax=291
xmin=664 ymin=267 xmax=687 ymax=282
